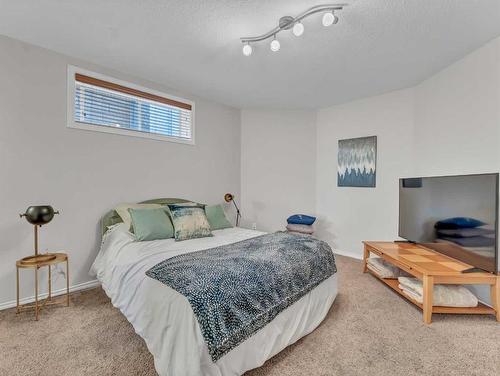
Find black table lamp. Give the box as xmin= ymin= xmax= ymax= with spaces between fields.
xmin=224 ymin=193 xmax=241 ymax=227
xmin=19 ymin=205 xmax=59 ymax=264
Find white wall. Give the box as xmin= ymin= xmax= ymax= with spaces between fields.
xmin=314 ymin=36 xmax=500 ymax=304
xmin=3 ymin=32 xmax=499 ymax=308
xmin=413 ymin=35 xmax=500 ymax=176
xmin=240 ymin=110 xmax=316 ymax=232
xmin=0 ymin=36 xmax=241 ymax=307
xmin=411 ymin=36 xmax=500 ymax=302
xmin=315 ymin=36 xmax=500 ymax=257
xmin=316 ymin=89 xmax=415 ymax=256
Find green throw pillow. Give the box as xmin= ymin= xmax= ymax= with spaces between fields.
xmin=167 ymin=204 xmax=212 ymax=241
xmin=128 ymin=207 xmax=174 ymax=241
xmin=205 ymin=204 xmax=233 ymax=230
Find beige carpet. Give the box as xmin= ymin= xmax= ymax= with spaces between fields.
xmin=1 ymin=255 xmax=498 ymax=376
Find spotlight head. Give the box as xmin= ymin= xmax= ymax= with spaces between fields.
xmin=322 ymin=11 xmax=339 ymax=27
xmin=242 ymin=43 xmax=253 ymax=56
xmin=270 ymin=38 xmax=281 ymax=52
xmin=292 ymin=22 xmax=304 ymax=37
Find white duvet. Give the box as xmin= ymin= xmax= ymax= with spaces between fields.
xmin=90 ymin=224 xmax=338 ymax=376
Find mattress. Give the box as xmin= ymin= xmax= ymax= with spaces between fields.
xmin=90 ymin=224 xmax=338 ymax=376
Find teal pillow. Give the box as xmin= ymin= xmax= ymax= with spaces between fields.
xmin=128 ymin=207 xmax=174 ymax=241
xmin=167 ymin=204 xmax=212 ymax=241
xmin=205 ymin=204 xmax=233 ymax=230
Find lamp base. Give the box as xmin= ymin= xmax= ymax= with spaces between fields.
xmin=20 ymin=253 xmax=57 ymax=265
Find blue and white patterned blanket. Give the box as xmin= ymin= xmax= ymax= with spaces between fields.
xmin=146 ymin=232 xmax=337 ymax=361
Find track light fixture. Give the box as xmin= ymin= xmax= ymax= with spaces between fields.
xmin=240 ymin=4 xmax=347 ymax=56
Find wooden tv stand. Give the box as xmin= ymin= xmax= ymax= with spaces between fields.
xmin=363 ymin=241 xmax=500 ymax=324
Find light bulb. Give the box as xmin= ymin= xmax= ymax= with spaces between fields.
xmin=322 ymin=11 xmax=338 ymax=27
xmin=292 ymin=22 xmax=304 ymax=37
xmin=270 ymin=38 xmax=280 ymax=52
xmin=242 ymin=44 xmax=253 ymax=56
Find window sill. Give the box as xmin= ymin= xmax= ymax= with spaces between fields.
xmin=67 ymin=121 xmax=195 ymax=145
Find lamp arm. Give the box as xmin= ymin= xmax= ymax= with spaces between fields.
xmin=232 ymin=200 xmax=241 ymax=227
xmin=232 ymin=200 xmax=240 ymax=214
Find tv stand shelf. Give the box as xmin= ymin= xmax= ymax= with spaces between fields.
xmin=363 ymin=241 xmax=500 ymax=324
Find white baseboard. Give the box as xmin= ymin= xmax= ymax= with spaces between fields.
xmin=333 ymin=249 xmax=363 ymax=260
xmin=0 ymin=279 xmax=100 ymax=311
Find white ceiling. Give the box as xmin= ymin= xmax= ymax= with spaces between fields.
xmin=1 ymin=0 xmax=499 ymax=109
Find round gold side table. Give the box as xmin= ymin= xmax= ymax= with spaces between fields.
xmin=16 ymin=252 xmax=69 ymax=321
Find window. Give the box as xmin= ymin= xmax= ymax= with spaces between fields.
xmin=67 ymin=66 xmax=194 ymax=144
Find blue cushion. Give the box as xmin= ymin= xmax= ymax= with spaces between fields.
xmin=434 ymin=217 xmax=486 ymax=230
xmin=287 ymin=214 xmax=316 ymax=225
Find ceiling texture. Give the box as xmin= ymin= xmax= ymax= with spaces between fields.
xmin=1 ymin=0 xmax=499 ymax=109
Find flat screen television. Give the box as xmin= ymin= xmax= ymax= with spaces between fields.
xmin=399 ymin=173 xmax=499 ymax=274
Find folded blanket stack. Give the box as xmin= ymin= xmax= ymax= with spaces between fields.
xmin=398 ymin=277 xmax=479 ymax=307
xmin=286 ymin=214 xmax=316 ymax=235
xmin=366 ymin=257 xmax=410 ymax=279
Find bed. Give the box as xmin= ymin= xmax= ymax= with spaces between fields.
xmin=90 ymin=198 xmax=338 ymax=376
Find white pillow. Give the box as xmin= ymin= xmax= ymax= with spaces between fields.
xmin=398 ymin=277 xmax=479 ymax=307
xmin=114 ymin=203 xmax=162 ymax=231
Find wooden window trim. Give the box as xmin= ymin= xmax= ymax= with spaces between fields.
xmin=75 ymin=73 xmax=192 ymax=111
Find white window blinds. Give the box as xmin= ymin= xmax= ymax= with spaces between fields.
xmin=73 ymin=73 xmax=193 ymax=141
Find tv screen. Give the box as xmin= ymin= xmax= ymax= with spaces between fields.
xmin=399 ymin=173 xmax=498 ymax=273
